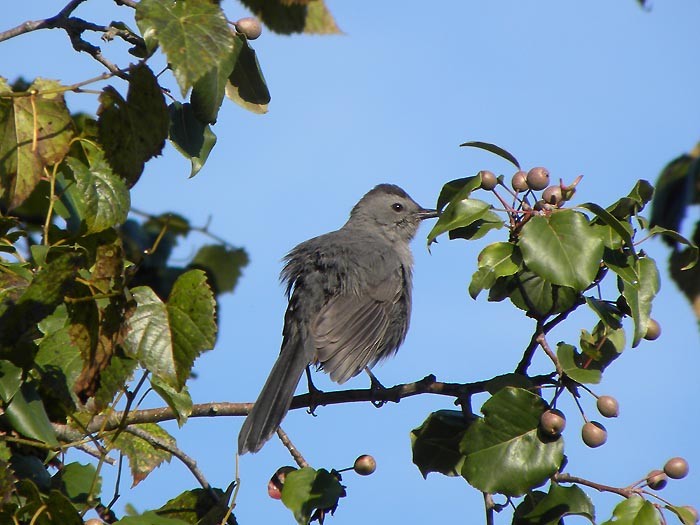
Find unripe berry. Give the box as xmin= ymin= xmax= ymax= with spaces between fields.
xmin=596 ymin=395 xmax=619 ymax=418
xmin=644 ymin=318 xmax=661 ymax=340
xmin=526 ymin=167 xmax=550 ymax=191
xmin=235 ymin=17 xmax=262 ymax=40
xmin=646 ymin=469 xmax=667 ymax=490
xmin=542 ymin=185 xmax=563 ymax=205
xmin=512 ymin=171 xmax=529 ymax=192
xmin=581 ymin=421 xmax=607 ymax=448
xmin=479 ymin=170 xmax=498 ymax=191
xmin=539 ymin=409 xmax=566 ymax=437
xmin=664 ymin=457 xmax=690 ymax=479
xmin=353 ymin=454 xmax=377 ymax=476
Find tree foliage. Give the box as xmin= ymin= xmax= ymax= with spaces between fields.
xmin=0 ymin=2 xmax=697 ymax=525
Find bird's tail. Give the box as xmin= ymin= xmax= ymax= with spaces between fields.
xmin=238 ymin=332 xmax=309 ymax=454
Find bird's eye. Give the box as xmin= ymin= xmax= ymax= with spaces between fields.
xmin=391 ymin=202 xmax=404 ymax=212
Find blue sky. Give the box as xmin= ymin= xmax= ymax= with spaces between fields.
xmin=2 ymin=1 xmax=699 ymax=523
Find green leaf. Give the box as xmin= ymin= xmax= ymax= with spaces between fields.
xmin=557 ymin=343 xmax=601 ymax=384
xmin=601 ymin=496 xmax=661 ymax=525
xmin=63 ymin=152 xmax=130 ymax=234
xmin=304 ymin=1 xmax=343 ymax=34
xmin=579 ymin=322 xmax=625 ymax=373
xmin=650 ymin=153 xmax=697 ymax=237
xmin=448 ymin=210 xmax=504 ymax=241
xmin=166 ymin=270 xmax=217 ymax=389
xmin=0 ymin=359 xmax=22 ymax=403
xmin=191 ymin=43 xmax=240 ymax=124
xmin=4 ymin=382 xmax=59 ymax=448
xmin=135 ymin=0 xmax=236 ymax=96
xmin=0 ymin=252 xmax=83 ymax=364
xmin=459 ymin=141 xmax=520 ymax=169
xmin=620 ymin=256 xmax=660 ymax=347
xmin=168 ymin=102 xmax=217 ymax=178
xmin=51 ymin=462 xmax=100 ymax=509
xmin=94 ymin=350 xmax=137 ymax=409
xmin=189 ymin=244 xmax=249 ymax=294
xmin=44 ymin=490 xmax=83 ymax=525
xmin=519 ymin=210 xmax=604 ymax=292
xmin=469 ymin=242 xmax=521 ymax=299
xmin=666 ymin=504 xmax=699 ymax=525
xmin=150 ymin=376 xmax=192 ymax=426
xmin=489 ymin=270 xmax=579 ymax=318
xmin=35 ymin=322 xmax=84 ymax=411
xmin=647 ymin=225 xmax=698 ymax=269
xmin=106 ymin=423 xmax=174 ymax=487
xmin=605 ymin=180 xmax=655 ymax=220
xmin=428 ymin=198 xmax=491 ymax=246
xmin=410 ymin=410 xmax=470 ymax=478
xmin=585 ymin=296 xmax=623 ymax=329
xmin=124 ymin=286 xmax=174 ymax=383
xmin=97 ymin=63 xmax=169 ymax=186
xmin=281 ymin=467 xmax=345 ymax=525
xmin=517 ymin=482 xmax=595 ymax=524
xmin=435 ymin=175 xmax=481 ymax=211
xmin=460 ymin=387 xmax=563 ymax=496
xmin=226 ymin=34 xmax=271 ymax=114
xmin=156 ymin=487 xmax=230 ymax=524
xmin=580 ymin=202 xmax=634 ymax=249
xmin=0 ymin=78 xmax=74 ymax=209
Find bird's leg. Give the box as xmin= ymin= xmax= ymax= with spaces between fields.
xmin=364 ymin=367 xmax=387 ymax=408
xmin=305 ymin=365 xmax=323 ymax=416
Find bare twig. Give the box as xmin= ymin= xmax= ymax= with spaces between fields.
xmin=276 ymin=427 xmax=309 ymax=468
xmin=536 ymin=333 xmax=562 ymax=377
xmin=554 ymin=472 xmax=636 ymax=499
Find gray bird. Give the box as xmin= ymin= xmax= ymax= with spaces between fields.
xmin=238 ymin=184 xmax=437 ymax=454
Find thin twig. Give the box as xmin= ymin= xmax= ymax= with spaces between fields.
xmin=276 ymin=427 xmax=309 ymax=468
xmin=554 ymin=472 xmax=636 ymax=499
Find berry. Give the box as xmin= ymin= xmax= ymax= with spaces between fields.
xmin=581 ymin=421 xmax=607 ymax=448
xmin=512 ymin=171 xmax=529 ymax=192
xmin=539 ymin=409 xmax=566 ymax=437
xmin=353 ymin=454 xmax=377 ymax=476
xmin=479 ymin=170 xmax=498 ymax=191
xmin=644 ymin=318 xmax=661 ymax=340
xmin=664 ymin=457 xmax=690 ymax=479
xmin=268 ymin=466 xmax=297 ymax=500
xmin=235 ymin=17 xmax=262 ymax=40
xmin=596 ymin=395 xmax=619 ymax=418
xmin=526 ymin=167 xmax=550 ymax=191
xmin=646 ymin=469 xmax=667 ymax=490
xmin=542 ymin=185 xmax=563 ymax=205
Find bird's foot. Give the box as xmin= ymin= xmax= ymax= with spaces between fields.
xmin=305 ymin=366 xmax=323 ymax=416
xmin=364 ymin=367 xmax=387 ymax=408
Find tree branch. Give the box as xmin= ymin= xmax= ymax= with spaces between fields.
xmin=554 ymin=472 xmax=636 ymax=499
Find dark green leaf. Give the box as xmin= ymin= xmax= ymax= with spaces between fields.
xmin=460 ymin=387 xmax=563 ymax=496
xmin=168 ymin=102 xmax=217 ymax=178
xmin=94 ymin=350 xmax=137 ymax=409
xmin=44 ymin=490 xmax=83 ymax=524
xmin=189 ymin=244 xmax=249 ymax=294
xmin=157 ymin=487 xmax=230 ymax=525
xmin=557 ymin=343 xmax=601 ymax=384
xmin=436 ymin=176 xmax=481 ymax=211
xmin=135 ymin=0 xmax=236 ymax=96
xmin=580 ymin=202 xmax=634 ymax=249
xmin=518 ymin=482 xmax=595 ymax=524
xmin=238 ymin=0 xmax=341 ymax=35
xmin=226 ymin=34 xmax=271 ymax=114
xmin=601 ymin=496 xmax=661 ymax=525
xmin=281 ymin=467 xmax=345 ymax=525
xmin=605 ymin=180 xmax=654 ymax=220
xmin=448 ymin=211 xmax=504 ymax=241
xmin=191 ymin=44 xmax=240 ymax=124
xmin=649 ymin=153 xmax=696 ymax=240
xmin=51 ymin=462 xmax=99 ymax=508
xmin=0 ymin=78 xmax=74 ymax=209
xmin=585 ymin=296 xmax=622 ymax=330
xmin=410 ymin=410 xmax=470 ymax=478
xmin=97 ymin=63 xmax=169 ymax=186
xmin=519 ymin=210 xmax=604 ymax=292
xmin=579 ymin=322 xmax=625 ymax=373
xmin=647 ymin=225 xmax=698 ymax=269
xmin=489 ymin=270 xmax=579 ymax=318
xmin=4 ymin=382 xmax=59 ymax=448
xmin=459 ymin=141 xmax=520 ymax=169
xmin=0 ymin=359 xmax=22 ymax=403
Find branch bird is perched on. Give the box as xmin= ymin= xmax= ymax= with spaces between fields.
xmin=238 ymin=184 xmax=438 ymax=454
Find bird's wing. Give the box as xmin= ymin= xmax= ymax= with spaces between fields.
xmin=311 ymin=268 xmax=405 ymax=384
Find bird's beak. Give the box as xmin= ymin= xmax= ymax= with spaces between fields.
xmin=417 ymin=208 xmax=440 ymax=220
